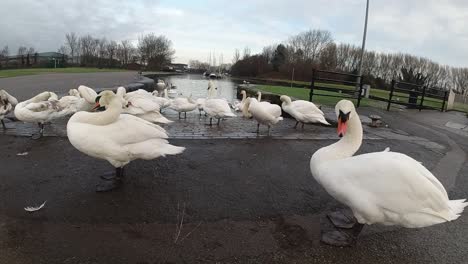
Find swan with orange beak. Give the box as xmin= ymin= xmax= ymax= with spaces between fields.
xmin=310 ymin=99 xmax=467 ymax=246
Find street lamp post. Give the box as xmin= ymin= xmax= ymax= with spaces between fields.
xmin=356 ymin=0 xmax=370 ymax=94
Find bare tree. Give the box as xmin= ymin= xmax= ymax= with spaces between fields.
xmin=452 ymin=67 xmax=468 ymax=94
xmin=66 ymin=32 xmax=79 ymax=64
xmin=106 ymin=40 xmax=117 ymax=67
xmin=17 ymin=46 xmax=27 ymax=56
xmin=79 ymin=34 xmax=99 ymax=66
xmin=232 ymin=49 xmax=240 ymax=64
xmin=97 ymin=38 xmax=108 ymax=67
xmin=137 ymin=33 xmax=175 ymax=70
xmin=319 ymin=43 xmax=337 ymax=70
xmin=57 ymin=46 xmax=68 ymax=55
xmin=288 ymin=29 xmax=333 ymax=63
xmin=262 ymin=45 xmax=276 ymax=64
xmin=27 ymin=47 xmax=35 ymax=55
xmin=242 ymin=46 xmax=251 ymax=60
xmin=0 ymin=45 xmax=9 ymax=58
xmin=118 ymin=40 xmax=133 ymax=65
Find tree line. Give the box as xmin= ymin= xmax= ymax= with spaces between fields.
xmin=230 ymin=29 xmax=468 ymax=93
xmin=0 ymin=32 xmax=176 ymax=71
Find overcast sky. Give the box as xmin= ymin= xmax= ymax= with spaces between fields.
xmin=1 ymin=0 xmax=468 ymax=67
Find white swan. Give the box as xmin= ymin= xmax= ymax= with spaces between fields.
xmin=116 ymin=87 xmax=172 ymax=124
xmin=256 ymin=91 xmax=262 ymax=101
xmin=170 ymin=96 xmax=198 ymax=119
xmin=77 ymin=85 xmax=98 ymax=105
xmin=58 ymin=86 xmax=99 ymax=114
xmin=68 ymin=89 xmax=81 ymax=97
xmin=0 ymin=90 xmax=18 ymax=129
xmin=15 ymin=91 xmax=73 ymax=139
xmin=67 ymin=90 xmax=185 ymax=192
xmin=310 ymin=100 xmax=467 ymax=246
xmin=194 ymin=80 xmax=220 ymax=117
xmin=196 ymin=98 xmax=206 ymax=116
xmin=207 ymin=80 xmax=217 ymax=98
xmin=152 ymin=88 xmax=172 ymax=110
xmin=244 ymin=97 xmax=282 ymax=134
xmin=233 ymin=90 xmax=247 ymax=112
xmin=280 ymin=95 xmax=330 ymax=128
xmin=203 ymin=99 xmax=236 ymax=126
xmin=155 ymin=79 xmax=166 ymax=96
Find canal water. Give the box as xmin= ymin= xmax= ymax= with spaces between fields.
xmin=161 ymin=74 xmax=239 ymax=102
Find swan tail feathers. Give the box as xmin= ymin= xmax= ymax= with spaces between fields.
xmin=153 ymin=116 xmax=173 ymax=124
xmin=448 ymin=199 xmax=468 ymax=220
xmin=128 ymin=140 xmax=185 ymax=160
xmin=140 ymin=112 xmax=173 ymax=124
xmin=320 ymin=118 xmax=331 ymax=125
xmin=161 ymin=144 xmax=186 ymax=156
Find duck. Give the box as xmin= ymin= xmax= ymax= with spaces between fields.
xmin=169 ymin=95 xmax=198 ymax=119
xmin=244 ymin=97 xmax=282 ymax=134
xmin=116 ymin=87 xmax=172 ymax=124
xmin=15 ymin=91 xmax=74 ymax=139
xmin=67 ymin=90 xmax=185 ymax=192
xmin=0 ymin=90 xmax=18 ymax=129
xmin=310 ymin=99 xmax=467 ymax=246
xmin=280 ymin=95 xmax=330 ymax=128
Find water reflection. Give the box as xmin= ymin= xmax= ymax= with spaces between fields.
xmin=161 ymin=74 xmax=237 ymax=102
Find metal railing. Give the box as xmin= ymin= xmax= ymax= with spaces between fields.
xmin=309 ymin=69 xmax=364 ymax=107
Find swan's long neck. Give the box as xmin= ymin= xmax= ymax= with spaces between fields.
xmin=257 ymin=92 xmax=262 ymax=101
xmin=74 ymin=98 xmax=122 ymax=125
xmin=116 ymin=87 xmax=126 ymax=97
xmin=241 ymin=92 xmax=246 ymax=102
xmin=312 ymin=113 xmax=363 ymax=165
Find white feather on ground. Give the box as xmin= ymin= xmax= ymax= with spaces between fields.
xmin=24 ymin=201 xmax=47 ymax=212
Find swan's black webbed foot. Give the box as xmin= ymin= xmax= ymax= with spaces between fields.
xmin=96 ymin=167 xmax=124 ymax=192
xmin=96 ymin=178 xmax=122 ymax=192
xmin=31 ymin=132 xmax=43 ymax=140
xmin=321 ymin=230 xmax=356 ymax=247
xmin=100 ymin=172 xmax=116 ymax=180
xmin=32 ymin=123 xmax=44 ymax=140
xmin=327 ymin=210 xmax=357 ymax=229
xmin=321 ymin=222 xmax=364 ymax=247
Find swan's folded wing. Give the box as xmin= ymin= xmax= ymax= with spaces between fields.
xmin=128 ymin=96 xmax=161 ymax=112
xmin=4 ymin=91 xmax=18 ymax=106
xmin=264 ymin=103 xmax=282 ymax=118
xmin=96 ymin=114 xmax=169 ymax=145
xmin=323 ymin=152 xmax=449 ymax=216
xmin=292 ymin=100 xmax=324 ymax=115
xmin=78 ymin=85 xmax=98 ymax=104
xmin=205 ymin=99 xmax=233 ymax=114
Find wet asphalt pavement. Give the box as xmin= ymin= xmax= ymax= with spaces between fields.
xmin=1 ymin=113 xmax=468 ymax=263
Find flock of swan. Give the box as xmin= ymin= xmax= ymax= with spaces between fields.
xmin=0 ymin=78 xmax=466 ymax=246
